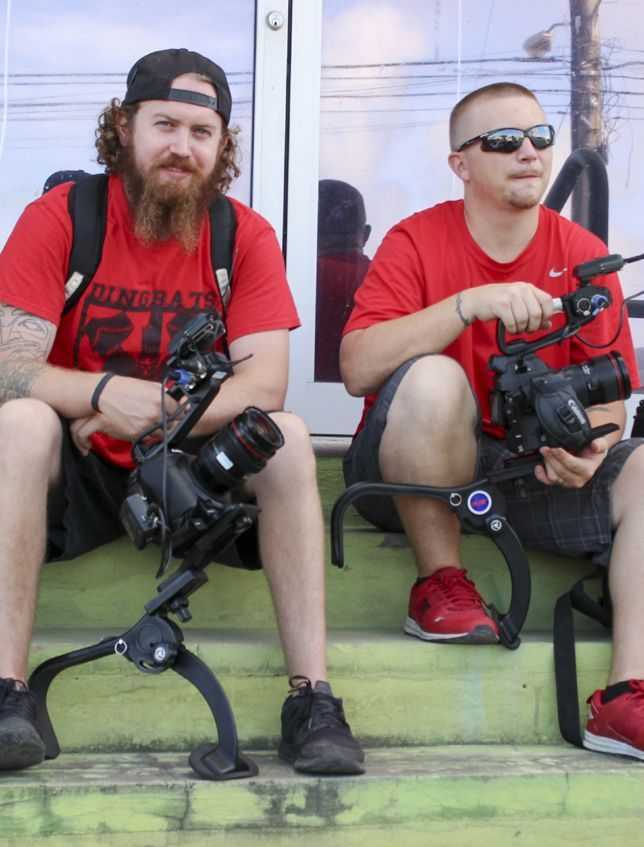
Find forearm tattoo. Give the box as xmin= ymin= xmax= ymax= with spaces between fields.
xmin=0 ymin=306 xmax=56 ymax=402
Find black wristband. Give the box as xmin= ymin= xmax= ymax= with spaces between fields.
xmin=90 ymin=372 xmax=115 ymax=413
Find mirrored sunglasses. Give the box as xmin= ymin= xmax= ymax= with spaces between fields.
xmin=457 ymin=124 xmax=556 ymax=153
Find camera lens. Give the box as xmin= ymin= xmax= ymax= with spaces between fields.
xmin=561 ymin=351 xmax=632 ymax=407
xmin=194 ymin=407 xmax=285 ymax=492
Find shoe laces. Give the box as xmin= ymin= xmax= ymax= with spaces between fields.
xmin=426 ymin=568 xmax=486 ymax=612
xmin=592 ymin=680 xmax=644 ymax=712
xmin=287 ymin=675 xmax=348 ymax=733
xmin=0 ymin=678 xmax=37 ymax=721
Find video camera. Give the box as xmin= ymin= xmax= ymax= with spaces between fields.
xmin=489 ymin=255 xmax=636 ymax=456
xmin=120 ymin=312 xmax=284 ymax=560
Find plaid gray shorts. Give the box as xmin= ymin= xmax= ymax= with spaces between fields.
xmin=343 ymin=357 xmax=643 ymax=567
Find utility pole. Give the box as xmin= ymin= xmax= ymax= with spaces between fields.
xmin=569 ymin=0 xmax=605 ymax=228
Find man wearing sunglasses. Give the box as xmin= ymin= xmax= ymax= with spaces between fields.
xmin=340 ymin=82 xmax=644 ymax=761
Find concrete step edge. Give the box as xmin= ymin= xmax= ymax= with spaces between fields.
xmin=3 ymin=746 xmax=644 ymax=844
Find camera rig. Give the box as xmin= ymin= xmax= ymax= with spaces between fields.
xmin=489 ymin=256 xmax=633 ymax=457
xmin=331 ymin=252 xmax=641 ymax=649
xmin=28 ymin=314 xmax=285 ymax=780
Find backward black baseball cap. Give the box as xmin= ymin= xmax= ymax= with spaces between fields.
xmin=122 ymin=48 xmax=232 ymax=125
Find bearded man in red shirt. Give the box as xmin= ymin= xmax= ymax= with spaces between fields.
xmin=0 ymin=48 xmax=363 ymax=776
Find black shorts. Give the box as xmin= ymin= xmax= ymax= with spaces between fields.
xmin=343 ymin=358 xmax=643 ymax=567
xmin=46 ymin=419 xmax=262 ymax=570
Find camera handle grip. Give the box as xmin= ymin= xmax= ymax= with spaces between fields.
xmin=496 ymin=318 xmax=580 ymax=357
xmin=588 ymin=422 xmax=619 ymax=441
xmin=496 ymin=284 xmax=612 ymax=357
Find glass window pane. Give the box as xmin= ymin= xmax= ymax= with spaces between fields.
xmin=0 ymin=0 xmax=255 ymax=244
xmin=315 ymin=0 xmax=644 ymax=395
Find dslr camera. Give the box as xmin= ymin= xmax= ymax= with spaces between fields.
xmin=120 ymin=313 xmax=284 ymax=559
xmin=489 ymin=255 xmax=632 ymax=456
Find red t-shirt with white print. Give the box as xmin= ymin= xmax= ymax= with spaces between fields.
xmin=0 ymin=174 xmax=300 ymax=466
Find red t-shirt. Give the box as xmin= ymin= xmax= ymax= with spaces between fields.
xmin=343 ymin=200 xmax=640 ymax=436
xmin=0 ymin=174 xmax=300 ymax=466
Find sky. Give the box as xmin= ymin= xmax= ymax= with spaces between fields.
xmin=0 ymin=0 xmax=255 ymax=240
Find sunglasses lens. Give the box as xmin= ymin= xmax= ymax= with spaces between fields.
xmin=481 ymin=129 xmax=524 ymax=152
xmin=480 ymin=125 xmax=555 ymax=153
xmin=528 ymin=125 xmax=554 ymax=148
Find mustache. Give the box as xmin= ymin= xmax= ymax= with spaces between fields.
xmin=153 ymin=154 xmax=197 ymax=174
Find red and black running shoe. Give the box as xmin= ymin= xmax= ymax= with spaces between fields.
xmin=404 ymin=566 xmax=499 ymax=644
xmin=584 ymin=680 xmax=644 ymax=760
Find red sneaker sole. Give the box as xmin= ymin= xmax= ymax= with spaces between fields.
xmin=583 ymin=730 xmax=644 ymax=761
xmin=404 ymin=617 xmax=499 ymax=644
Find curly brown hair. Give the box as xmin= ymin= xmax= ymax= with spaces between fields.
xmin=94 ymin=98 xmax=241 ymax=194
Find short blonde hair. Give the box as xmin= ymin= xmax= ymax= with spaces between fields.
xmin=449 ymin=83 xmax=540 ymax=151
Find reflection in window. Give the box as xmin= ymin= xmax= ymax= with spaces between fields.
xmin=314 ymin=178 xmax=371 ymax=382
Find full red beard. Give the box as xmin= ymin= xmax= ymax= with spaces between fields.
xmin=120 ymin=149 xmax=220 ymax=252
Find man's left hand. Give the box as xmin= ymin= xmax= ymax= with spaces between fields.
xmin=70 ymin=414 xmax=104 ymax=455
xmin=535 ymin=437 xmax=609 ymax=489
xmin=70 ymin=413 xmax=165 ymax=455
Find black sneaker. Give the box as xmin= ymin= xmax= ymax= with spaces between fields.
xmin=0 ymin=678 xmax=45 ymax=770
xmin=278 ymin=677 xmax=365 ymax=775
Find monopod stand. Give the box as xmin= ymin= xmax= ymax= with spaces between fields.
xmin=28 ymin=503 xmax=259 ymax=780
xmin=331 ymin=456 xmax=541 ymax=650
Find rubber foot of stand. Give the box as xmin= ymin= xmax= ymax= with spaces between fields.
xmin=189 ymin=742 xmax=259 ymax=780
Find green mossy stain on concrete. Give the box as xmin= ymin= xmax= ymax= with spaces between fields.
xmin=6 ymin=747 xmax=644 ymax=839
xmin=245 ymin=779 xmax=354 ymax=827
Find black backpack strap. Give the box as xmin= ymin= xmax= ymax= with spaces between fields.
xmin=62 ymin=174 xmax=109 ymax=315
xmin=553 ymin=567 xmax=612 ymax=747
xmin=208 ymin=194 xmax=237 ymax=315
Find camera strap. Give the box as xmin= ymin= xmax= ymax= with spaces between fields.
xmin=553 ymin=567 xmax=612 ymax=747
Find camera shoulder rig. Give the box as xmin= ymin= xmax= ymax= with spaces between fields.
xmin=27 ymin=313 xmax=286 ymax=781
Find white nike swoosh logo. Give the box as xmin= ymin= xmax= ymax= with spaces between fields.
xmin=549 ymin=267 xmax=567 ymax=277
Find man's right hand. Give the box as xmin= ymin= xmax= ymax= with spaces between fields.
xmin=460 ymin=283 xmax=554 ymax=334
xmin=89 ymin=375 xmax=179 ymax=442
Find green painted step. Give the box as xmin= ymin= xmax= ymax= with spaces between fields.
xmin=33 ymin=455 xmax=604 ymax=633
xmin=2 ymin=747 xmax=644 ymax=846
xmin=28 ymin=630 xmax=610 ymax=751
xmin=34 ymin=529 xmax=604 ymax=634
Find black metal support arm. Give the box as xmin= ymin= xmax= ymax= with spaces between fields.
xmin=331 ymin=460 xmax=539 ymax=650
xmin=28 ymin=505 xmax=260 ymax=781
xmin=544 ymin=148 xmax=609 ymax=243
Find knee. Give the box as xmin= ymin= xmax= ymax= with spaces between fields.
xmin=613 ymin=444 xmax=644 ymax=521
xmin=250 ymin=412 xmax=316 ymax=495
xmin=0 ymin=399 xmax=62 ymax=464
xmin=271 ymin=412 xmax=315 ymax=462
xmin=389 ymin=355 xmax=477 ymax=431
